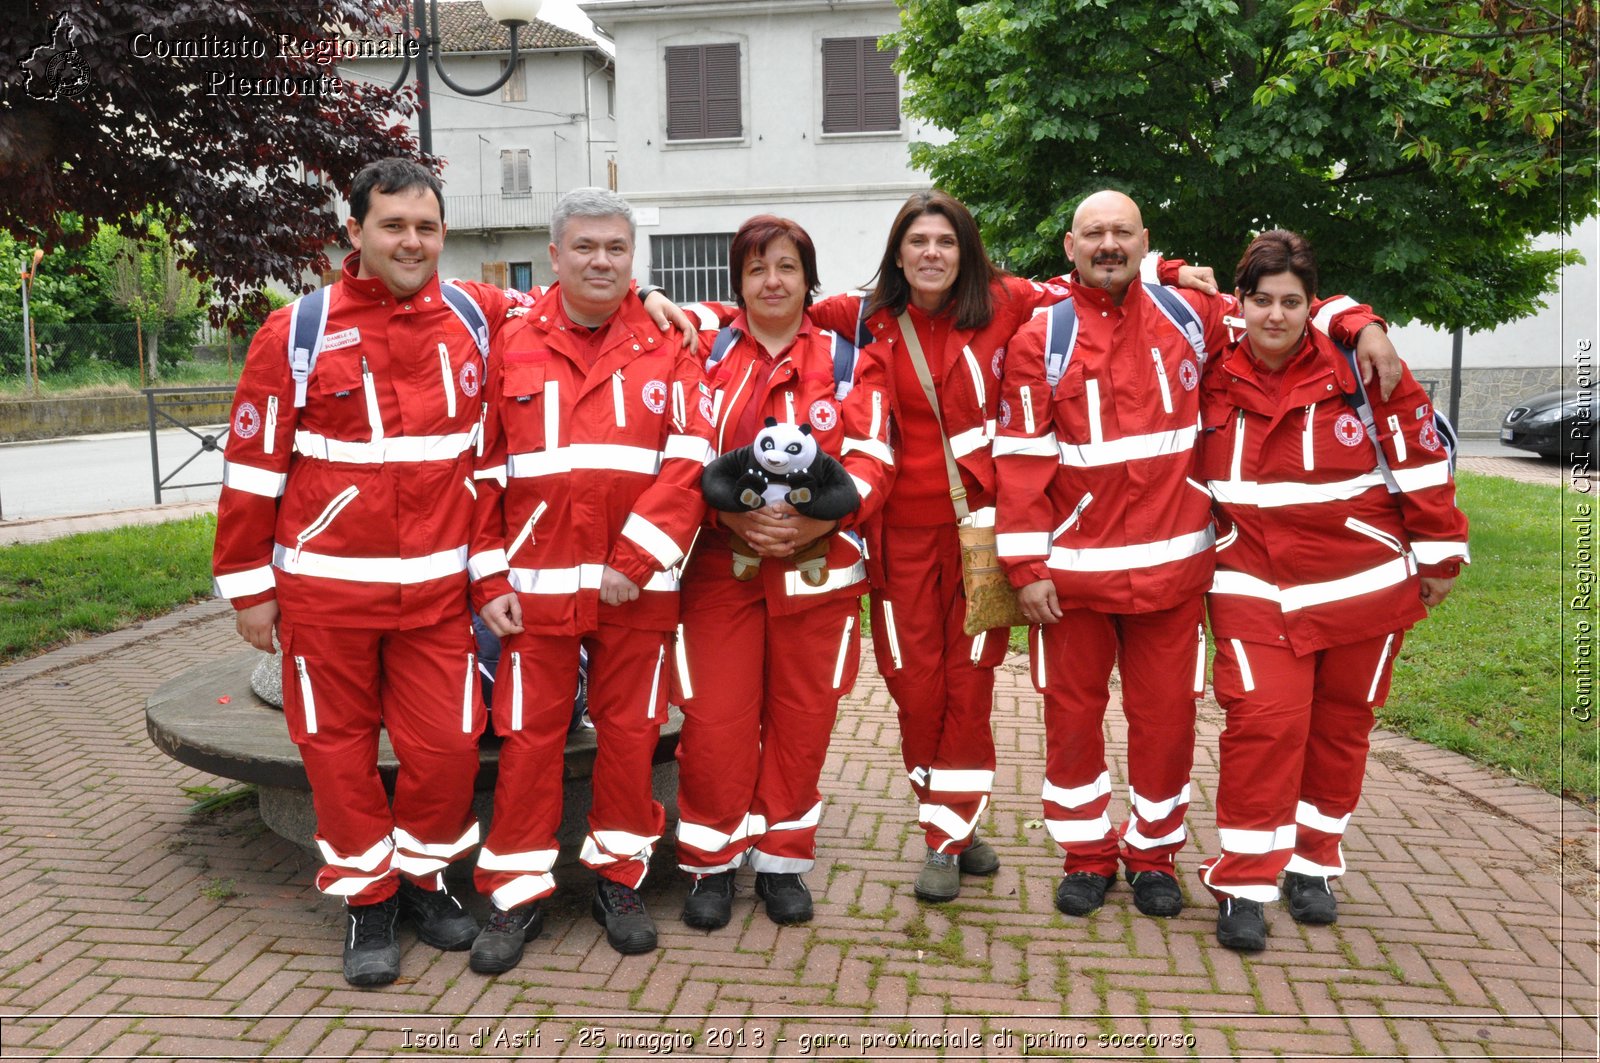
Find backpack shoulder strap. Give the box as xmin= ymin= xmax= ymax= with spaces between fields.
xmin=1333 ymin=342 xmax=1402 ymax=493
xmin=825 ymin=328 xmax=861 ymax=400
xmin=707 ymin=326 xmax=741 ymax=368
xmin=287 ymin=287 xmax=330 ymax=409
xmin=439 ymin=280 xmax=490 ymax=358
xmin=1145 ymin=283 xmax=1207 ymax=364
xmin=1044 ymin=297 xmax=1079 ymax=390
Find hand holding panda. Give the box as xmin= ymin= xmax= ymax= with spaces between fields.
xmin=701 ymin=418 xmax=861 ymax=586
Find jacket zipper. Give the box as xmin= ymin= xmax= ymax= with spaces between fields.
xmin=508 ymin=500 xmax=548 ymax=561
xmin=438 ymin=343 xmax=456 ymax=419
xmin=961 ymin=345 xmax=987 ymax=409
xmin=1150 ymin=348 xmax=1173 ymax=414
xmin=1020 ymin=384 xmax=1036 ymax=435
xmin=1230 ymin=411 xmax=1246 ymax=480
xmin=294 ymin=656 xmax=318 ymax=734
xmin=1054 ymin=492 xmax=1093 ymax=539
xmin=263 ymin=395 xmax=278 ymax=456
xmin=361 ymin=357 xmax=384 ymax=443
xmin=293 ymin=485 xmax=359 ymax=562
xmin=1302 ymin=403 xmax=1317 ymax=471
xmin=869 ymin=390 xmax=884 ymax=440
xmin=715 ymin=362 xmax=756 ymax=452
xmin=1345 ymin=516 xmax=1406 ymax=555
xmin=612 ymin=371 xmax=627 ymax=428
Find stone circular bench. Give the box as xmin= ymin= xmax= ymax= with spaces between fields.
xmin=146 ymin=650 xmax=681 ymax=862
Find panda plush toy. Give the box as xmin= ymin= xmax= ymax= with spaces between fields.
xmin=701 ymin=417 xmax=861 ymax=586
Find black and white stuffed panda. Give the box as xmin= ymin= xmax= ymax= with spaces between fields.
xmin=701 ymin=418 xmax=860 ymax=585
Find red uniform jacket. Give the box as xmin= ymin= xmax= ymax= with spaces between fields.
xmin=1199 ymin=330 xmax=1469 ymax=655
xmin=469 ymin=287 xmax=715 ymax=635
xmin=993 ymin=276 xmax=1382 ymax=614
xmin=212 ymin=254 xmax=526 ymax=629
xmin=688 ymin=310 xmax=895 ymax=614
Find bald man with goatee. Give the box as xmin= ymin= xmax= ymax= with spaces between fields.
xmin=991 ymin=190 xmax=1400 ymax=922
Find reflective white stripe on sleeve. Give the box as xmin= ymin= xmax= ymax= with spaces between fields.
xmin=1057 ymin=422 xmax=1196 ymax=468
xmin=996 ymin=531 xmax=1052 ymax=558
xmin=1312 ymin=295 xmax=1358 ymax=334
xmin=849 ymin=474 xmax=874 ymax=499
xmin=1047 ymin=527 xmax=1214 ymax=573
xmin=506 ymin=443 xmax=662 ymax=478
xmin=214 ymin=565 xmax=275 ymax=599
xmin=948 ymin=424 xmax=989 ymax=459
xmin=293 ymin=430 xmax=476 ymax=464
xmin=1411 ymin=540 xmax=1469 ymax=564
xmin=1042 ymin=770 xmax=1112 ymax=810
xmin=1389 ymin=460 xmax=1452 ymax=493
xmin=1208 ymin=471 xmax=1387 ymax=508
xmin=509 ymin=564 xmax=679 ymax=595
xmin=223 ymin=461 xmax=287 ymax=498
xmin=992 ymin=432 xmax=1060 ymax=458
xmin=272 ymin=545 xmax=469 ymax=584
xmin=621 ymin=513 xmax=684 ymax=569
xmin=686 ymin=303 xmax=721 ymax=331
xmin=663 ymin=433 xmax=714 ymax=465
xmin=1218 ymin=824 xmax=1296 ymax=855
xmin=1209 ymin=555 xmax=1414 ymax=612
xmin=468 ymin=548 xmax=509 ymax=580
xmin=841 ymin=436 xmax=894 ymax=465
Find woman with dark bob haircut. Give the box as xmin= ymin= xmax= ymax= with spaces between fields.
xmin=1194 ymin=229 xmax=1468 ymax=952
xmin=671 ymin=215 xmax=896 ymax=929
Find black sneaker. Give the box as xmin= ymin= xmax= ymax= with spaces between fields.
xmin=592 ymin=878 xmax=658 ymax=954
xmin=1283 ymin=871 xmax=1338 ymax=925
xmin=754 ymin=872 xmax=813 ymax=925
xmin=1216 ymin=896 xmax=1268 ymax=951
xmin=682 ymin=871 xmax=736 ymax=930
xmin=398 ymin=877 xmax=479 ymax=951
xmin=1054 ymin=871 xmax=1115 ymax=916
xmin=343 ymin=894 xmax=401 ymax=987
xmin=1125 ymin=869 xmax=1184 ymax=917
xmin=469 ymin=903 xmax=542 ymax=974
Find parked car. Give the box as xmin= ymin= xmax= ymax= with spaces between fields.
xmin=1501 ymin=389 xmax=1594 ymax=460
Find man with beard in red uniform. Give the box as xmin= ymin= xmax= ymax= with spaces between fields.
xmin=993 ymin=190 xmax=1400 ymax=922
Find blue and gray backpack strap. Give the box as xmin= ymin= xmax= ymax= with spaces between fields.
xmin=1333 ymin=341 xmax=1458 ymax=493
xmin=1043 ymin=297 xmax=1080 ymax=390
xmin=707 ymin=324 xmax=861 ymax=402
xmin=439 ymin=280 xmax=490 ymax=358
xmin=1144 ymin=283 xmax=1207 ymax=365
xmin=707 ymin=325 xmax=742 ymax=369
xmin=287 ymin=287 xmax=331 ymax=409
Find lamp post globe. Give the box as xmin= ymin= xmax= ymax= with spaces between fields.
xmin=480 ymin=0 xmax=545 ymax=28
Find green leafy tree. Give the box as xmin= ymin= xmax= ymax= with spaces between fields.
xmin=91 ymin=219 xmax=210 ymax=382
xmin=892 ymin=0 xmax=1590 ymax=330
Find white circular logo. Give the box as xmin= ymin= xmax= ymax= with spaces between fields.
xmin=991 ymin=348 xmax=1006 ymax=379
xmin=233 ymin=402 xmax=261 ymax=440
xmin=808 ymin=398 xmax=838 ymax=431
xmin=1178 ymin=358 xmax=1199 ymax=391
xmin=998 ymin=399 xmax=1012 ymax=428
xmin=698 ymin=395 xmax=716 ymax=425
xmin=458 ymin=361 xmax=480 ymax=398
xmin=1419 ymin=421 xmax=1441 ymax=452
xmin=642 ymin=379 xmax=668 ymax=415
xmin=1334 ymin=412 xmax=1366 ymax=447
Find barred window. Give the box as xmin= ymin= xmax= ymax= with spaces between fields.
xmin=650 ymin=233 xmax=734 ymax=303
xmin=822 ymin=36 xmax=899 ymax=134
xmin=665 ymin=43 xmax=741 ymax=141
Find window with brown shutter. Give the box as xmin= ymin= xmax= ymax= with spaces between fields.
xmin=665 ymin=43 xmax=741 ymax=141
xmin=482 ymin=261 xmax=509 ymax=287
xmin=822 ymin=36 xmax=900 ymax=134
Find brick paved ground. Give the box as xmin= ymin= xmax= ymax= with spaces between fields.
xmin=0 ymin=597 xmax=1595 ymax=1061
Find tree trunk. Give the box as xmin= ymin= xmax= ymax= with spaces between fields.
xmin=145 ymin=323 xmax=161 ymax=384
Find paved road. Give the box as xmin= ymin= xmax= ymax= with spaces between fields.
xmin=0 ymin=426 xmax=228 ymax=521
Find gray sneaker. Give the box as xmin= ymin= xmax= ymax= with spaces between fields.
xmin=913 ymin=847 xmax=960 ymax=902
xmin=958 ymin=836 xmax=1000 ymax=876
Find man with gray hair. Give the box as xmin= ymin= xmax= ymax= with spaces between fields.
xmin=466 ymin=187 xmax=715 ymax=970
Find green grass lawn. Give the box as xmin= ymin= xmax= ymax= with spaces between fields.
xmin=0 ymin=361 xmax=240 ymax=397
xmin=0 ymin=514 xmax=216 ymax=664
xmin=1382 ymin=471 xmax=1596 ymax=805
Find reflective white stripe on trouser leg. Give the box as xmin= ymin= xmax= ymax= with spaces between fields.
xmin=294 ymin=655 xmax=318 ymax=734
xmin=749 ymin=801 xmax=823 ymax=872
xmin=969 ymin=629 xmax=986 ymax=665
xmin=1034 ymin=625 xmax=1047 ymax=688
xmin=1287 ymin=798 xmax=1351 ymax=879
xmin=461 ymin=652 xmax=475 ymax=733
xmin=392 ymin=822 xmax=481 ymax=877
xmin=880 ymin=599 xmax=903 ymax=671
xmin=478 ymin=844 xmax=559 ymax=909
xmin=581 ymin=829 xmax=662 ymax=889
xmin=647 ymin=642 xmax=666 ymax=720
xmin=832 ymin=615 xmax=855 ymax=689
xmin=1041 ymin=772 xmax=1113 ymax=845
xmin=1366 ymin=633 xmax=1395 ymax=703
xmin=1229 ymin=639 xmax=1255 ymax=693
xmin=1200 ymin=860 xmax=1282 ymax=903
xmin=674 ymin=624 xmax=694 ymax=700
xmin=315 ymin=835 xmax=394 ymax=896
xmin=919 ymin=794 xmax=989 ymax=853
xmin=1193 ymin=624 xmax=1206 ymax=694
xmin=510 ymin=651 xmax=523 ymax=731
xmin=677 ymin=813 xmax=764 ymax=873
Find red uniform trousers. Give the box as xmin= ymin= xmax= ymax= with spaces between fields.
xmin=474 ymin=624 xmax=670 ymax=910
xmin=278 ymin=612 xmax=483 ymax=903
xmin=1199 ymin=630 xmax=1402 ymax=901
xmin=674 ymin=563 xmax=861 ymax=875
xmin=869 ymin=523 xmax=1007 ymax=854
xmin=1033 ymin=597 xmax=1205 ymax=876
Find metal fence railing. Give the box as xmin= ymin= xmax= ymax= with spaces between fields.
xmin=144 ymin=386 xmax=236 ymax=504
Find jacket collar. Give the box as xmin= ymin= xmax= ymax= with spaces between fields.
xmin=338 ymin=251 xmax=446 ymax=306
